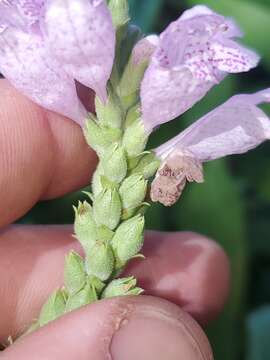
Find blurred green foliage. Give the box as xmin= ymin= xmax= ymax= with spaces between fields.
xmin=19 ymin=1 xmax=270 ymax=359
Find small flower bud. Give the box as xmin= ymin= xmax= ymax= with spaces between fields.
xmin=89 ymin=276 xmax=106 ymax=295
xmin=65 ymin=283 xmax=97 ymax=313
xmin=64 ymin=251 xmax=86 ymax=296
xmin=74 ymin=201 xmax=98 ymax=254
xmin=101 ymin=277 xmax=143 ymax=298
xmin=93 ymin=188 xmax=121 ymax=230
xmin=119 ymin=174 xmax=147 ymax=209
xmin=108 ymin=0 xmax=130 ymax=29
xmin=102 ymin=145 xmax=127 ymax=183
xmin=85 ymin=241 xmax=115 ymax=281
xmin=112 ymin=215 xmax=145 ymax=267
xmin=118 ymin=36 xmax=157 ymax=109
xmin=95 ymin=89 xmax=123 ymax=129
xmin=84 ymin=116 xmax=122 ymax=155
xmin=123 ymin=118 xmax=148 ymax=157
xmin=132 ymin=152 xmax=161 ymax=179
xmin=39 ymin=290 xmax=66 ymax=326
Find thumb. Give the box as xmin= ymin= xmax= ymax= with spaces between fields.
xmin=1 ymin=296 xmax=213 ymax=360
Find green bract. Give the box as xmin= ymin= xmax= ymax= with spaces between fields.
xmin=102 ymin=277 xmax=143 ymax=298
xmin=39 ymin=290 xmax=66 ymax=326
xmin=93 ymin=188 xmax=121 ymax=230
xmin=85 ymin=241 xmax=115 ymax=281
xmin=119 ymin=174 xmax=147 ymax=210
xmin=112 ymin=215 xmax=145 ymax=268
xmin=64 ymin=251 xmax=86 ymax=296
xmin=65 ymin=283 xmax=97 ymax=313
xmin=74 ymin=201 xmax=98 ymax=253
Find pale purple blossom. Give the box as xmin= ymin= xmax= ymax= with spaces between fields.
xmin=141 ymin=5 xmax=260 ymax=133
xmin=44 ymin=0 xmax=115 ymax=103
xmin=0 ymin=0 xmax=115 ymax=125
xmin=151 ymin=89 xmax=270 ymax=206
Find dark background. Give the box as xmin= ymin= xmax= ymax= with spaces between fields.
xmin=18 ymin=1 xmax=270 ymax=359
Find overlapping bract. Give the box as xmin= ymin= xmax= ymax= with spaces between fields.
xmin=140 ymin=5 xmax=260 ymax=132
xmin=0 ymin=0 xmax=115 ymax=125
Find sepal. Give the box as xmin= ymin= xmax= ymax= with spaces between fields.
xmin=39 ymin=290 xmax=66 ymax=326
xmin=101 ymin=277 xmax=143 ymax=298
xmin=102 ymin=145 xmax=127 ymax=183
xmin=132 ymin=152 xmax=160 ymax=179
xmin=84 ymin=116 xmax=122 ymax=155
xmin=64 ymin=251 xmax=86 ymax=296
xmin=85 ymin=241 xmax=115 ymax=281
xmin=93 ymin=188 xmax=121 ymax=230
xmin=123 ymin=118 xmax=148 ymax=157
xmin=74 ymin=201 xmax=98 ymax=254
xmin=111 ymin=215 xmax=145 ymax=268
xmin=95 ymin=88 xmax=123 ymax=129
xmin=119 ymin=174 xmax=147 ymax=210
xmin=65 ymin=282 xmax=97 ymax=313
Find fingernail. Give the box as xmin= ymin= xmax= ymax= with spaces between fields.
xmin=110 ymin=301 xmax=213 ymax=360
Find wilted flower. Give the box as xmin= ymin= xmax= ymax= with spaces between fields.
xmin=151 ymin=89 xmax=270 ymax=206
xmin=140 ymin=5 xmax=260 ymax=133
xmin=0 ymin=0 xmax=115 ymax=125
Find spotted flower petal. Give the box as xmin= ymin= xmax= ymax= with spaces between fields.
xmin=0 ymin=0 xmax=44 ymax=31
xmin=43 ymin=0 xmax=115 ymax=102
xmin=141 ymin=5 xmax=259 ymax=132
xmin=156 ymin=89 xmax=270 ymax=162
xmin=0 ymin=27 xmax=87 ymax=125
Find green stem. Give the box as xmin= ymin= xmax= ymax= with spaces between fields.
xmin=27 ymin=86 xmax=159 ymax=333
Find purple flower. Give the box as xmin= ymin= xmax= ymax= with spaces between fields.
xmin=141 ymin=5 xmax=260 ymax=133
xmin=44 ymin=0 xmax=115 ymax=103
xmin=151 ymin=89 xmax=270 ymax=206
xmin=0 ymin=0 xmax=115 ymax=125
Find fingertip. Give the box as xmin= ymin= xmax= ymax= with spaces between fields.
xmin=125 ymin=231 xmax=230 ymax=325
xmin=110 ymin=296 xmax=213 ymax=360
xmin=0 ymin=80 xmax=96 ymax=226
xmin=41 ymin=111 xmax=97 ymax=199
xmin=180 ymin=233 xmax=231 ymax=324
xmin=2 ymin=296 xmax=213 ymax=360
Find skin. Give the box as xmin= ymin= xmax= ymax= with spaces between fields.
xmin=0 ymin=80 xmax=230 ymax=359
